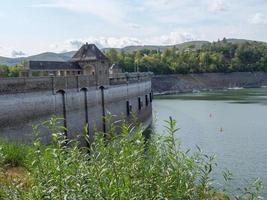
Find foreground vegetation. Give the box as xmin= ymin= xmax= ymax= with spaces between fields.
xmin=105 ymin=39 xmax=267 ymax=74
xmin=0 ymin=64 xmax=21 ymax=78
xmin=0 ymin=118 xmax=263 ymax=199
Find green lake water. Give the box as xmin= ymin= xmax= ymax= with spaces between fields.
xmin=153 ymin=88 xmax=267 ymax=197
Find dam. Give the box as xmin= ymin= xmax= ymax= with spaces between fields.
xmin=0 ymin=43 xmax=153 ymax=143
xmin=0 ymin=73 xmax=153 ymax=143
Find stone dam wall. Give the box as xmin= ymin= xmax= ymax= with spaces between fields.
xmin=152 ymin=72 xmax=267 ymax=94
xmin=0 ymin=73 xmax=152 ymax=143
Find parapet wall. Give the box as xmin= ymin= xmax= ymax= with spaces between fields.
xmin=0 ymin=75 xmax=153 ymax=144
xmin=0 ymin=72 xmax=152 ymax=94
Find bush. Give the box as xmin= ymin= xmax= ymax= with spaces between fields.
xmin=0 ymin=117 xmax=263 ymax=199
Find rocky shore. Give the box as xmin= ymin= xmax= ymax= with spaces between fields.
xmin=152 ymin=72 xmax=267 ymax=95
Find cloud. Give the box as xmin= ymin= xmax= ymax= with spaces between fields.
xmin=128 ymin=23 xmax=141 ymax=30
xmin=148 ymin=31 xmax=196 ymax=45
xmin=143 ymin=0 xmax=183 ymax=11
xmin=249 ymin=13 xmax=267 ymax=25
xmin=32 ymin=0 xmax=127 ymax=24
xmin=209 ymin=0 xmax=228 ymax=12
xmin=11 ymin=50 xmax=27 ymax=58
xmin=68 ymin=40 xmax=84 ymax=49
xmin=50 ymin=36 xmax=143 ymax=52
xmin=49 ymin=31 xmax=197 ymax=53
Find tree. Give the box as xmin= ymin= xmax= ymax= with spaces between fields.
xmin=104 ymin=40 xmax=267 ymax=75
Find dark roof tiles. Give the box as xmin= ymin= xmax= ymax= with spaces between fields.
xmin=71 ymin=43 xmax=109 ymax=62
xmin=29 ymin=61 xmax=81 ymax=70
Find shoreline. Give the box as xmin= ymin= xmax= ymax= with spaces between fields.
xmin=153 ymin=85 xmax=265 ymax=96
xmin=152 ymin=72 xmax=267 ymax=96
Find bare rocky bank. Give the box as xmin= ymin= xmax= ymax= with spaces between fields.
xmin=152 ymin=72 xmax=267 ymax=95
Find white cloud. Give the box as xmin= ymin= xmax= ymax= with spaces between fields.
xmin=249 ymin=13 xmax=267 ymax=25
xmin=49 ymin=31 xmax=196 ymax=52
xmin=0 ymin=46 xmax=28 ymax=58
xmin=68 ymin=40 xmax=84 ymax=49
xmin=0 ymin=46 xmax=8 ymax=57
xmin=33 ymin=0 xmax=127 ymax=24
xmin=128 ymin=23 xmax=141 ymax=30
xmin=50 ymin=36 xmax=143 ymax=52
xmin=143 ymin=0 xmax=182 ymax=11
xmin=148 ymin=31 xmax=196 ymax=45
xmin=11 ymin=50 xmax=27 ymax=58
xmin=209 ymin=0 xmax=228 ymax=12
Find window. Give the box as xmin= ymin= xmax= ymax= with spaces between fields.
xmin=92 ymin=71 xmax=95 ymax=76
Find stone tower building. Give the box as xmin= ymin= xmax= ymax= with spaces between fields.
xmin=70 ymin=43 xmax=110 ymax=85
xmin=20 ymin=43 xmax=111 ymax=86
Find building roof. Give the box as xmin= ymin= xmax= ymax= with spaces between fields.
xmin=70 ymin=43 xmax=109 ymax=62
xmin=28 ymin=61 xmax=81 ymax=70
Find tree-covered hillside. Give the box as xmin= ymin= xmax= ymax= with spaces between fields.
xmin=105 ymin=38 xmax=267 ymax=74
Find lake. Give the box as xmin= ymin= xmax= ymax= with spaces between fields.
xmin=153 ymin=88 xmax=267 ymax=198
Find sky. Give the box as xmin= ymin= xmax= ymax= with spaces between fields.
xmin=0 ymin=0 xmax=267 ymax=57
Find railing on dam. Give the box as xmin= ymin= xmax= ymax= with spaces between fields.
xmin=0 ymin=72 xmax=153 ymax=94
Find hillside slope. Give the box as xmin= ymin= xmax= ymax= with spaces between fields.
xmin=0 ymin=39 xmax=265 ymax=66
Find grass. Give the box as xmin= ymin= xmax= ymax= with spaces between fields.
xmin=0 ymin=140 xmax=32 ymax=168
xmin=0 ymin=117 xmax=263 ymax=200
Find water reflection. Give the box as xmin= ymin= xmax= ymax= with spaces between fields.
xmin=155 ymin=88 xmax=267 ymax=106
xmin=153 ymin=88 xmax=267 ymax=198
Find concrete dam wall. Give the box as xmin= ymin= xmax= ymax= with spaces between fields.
xmin=0 ymin=74 xmax=152 ymax=143
xmin=152 ymin=72 xmax=267 ymax=94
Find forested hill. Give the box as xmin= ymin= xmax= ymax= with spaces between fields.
xmin=103 ymin=41 xmax=209 ymax=53
xmin=0 ymin=38 xmax=262 ymax=66
xmin=105 ymin=38 xmax=267 ymax=74
xmin=1 ymin=38 xmax=267 ymax=76
xmin=0 ymin=41 xmax=209 ymax=66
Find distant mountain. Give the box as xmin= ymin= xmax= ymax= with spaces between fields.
xmin=0 ymin=56 xmax=24 ymax=66
xmin=103 ymin=41 xmax=210 ymax=53
xmin=0 ymin=39 xmax=266 ymax=66
xmin=104 ymin=39 xmax=267 ymax=53
xmin=0 ymin=51 xmax=77 ymax=66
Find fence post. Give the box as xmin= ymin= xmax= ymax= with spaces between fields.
xmin=56 ymin=90 xmax=67 ymax=138
xmin=99 ymin=86 xmax=106 ymax=133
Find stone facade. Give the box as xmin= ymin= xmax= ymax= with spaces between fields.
xmin=20 ymin=43 xmax=111 ymax=86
